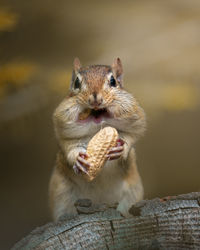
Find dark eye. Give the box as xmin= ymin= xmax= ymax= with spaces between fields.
xmin=110 ymin=75 xmax=116 ymax=87
xmin=74 ymin=77 xmax=81 ymax=89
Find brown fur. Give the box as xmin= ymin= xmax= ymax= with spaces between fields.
xmin=49 ymin=58 xmax=146 ymax=221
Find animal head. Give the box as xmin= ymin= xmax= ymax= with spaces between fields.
xmin=70 ymin=57 xmax=123 ymax=109
xmin=54 ymin=58 xmax=145 ymax=139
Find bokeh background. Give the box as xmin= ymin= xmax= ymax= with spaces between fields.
xmin=1 ymin=0 xmax=200 ymax=249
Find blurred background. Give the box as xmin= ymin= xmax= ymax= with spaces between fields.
xmin=0 ymin=0 xmax=200 ymax=248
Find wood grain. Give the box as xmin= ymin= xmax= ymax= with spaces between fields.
xmin=13 ymin=192 xmax=200 ymax=250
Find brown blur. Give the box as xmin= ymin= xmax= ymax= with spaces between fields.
xmin=1 ymin=0 xmax=200 ymax=249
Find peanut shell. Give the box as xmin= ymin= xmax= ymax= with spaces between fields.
xmin=79 ymin=109 xmax=91 ymax=120
xmin=85 ymin=126 xmax=118 ymax=181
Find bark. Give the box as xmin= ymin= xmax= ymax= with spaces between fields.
xmin=12 ymin=192 xmax=200 ymax=250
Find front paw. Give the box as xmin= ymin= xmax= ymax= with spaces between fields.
xmin=106 ymin=138 xmax=124 ymax=161
xmin=117 ymin=200 xmax=132 ymax=218
xmin=73 ymin=152 xmax=91 ymax=175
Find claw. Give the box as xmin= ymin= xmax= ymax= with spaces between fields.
xmin=106 ymin=152 xmax=123 ymax=160
xmin=77 ymin=156 xmax=90 ymax=167
xmin=73 ymin=162 xmax=89 ymax=175
xmin=76 ymin=161 xmax=89 ymax=174
xmin=73 ymin=164 xmax=80 ymax=174
xmin=106 ymin=138 xmax=125 ymax=161
xmin=73 ymin=152 xmax=90 ymax=175
xmin=108 ymin=146 xmax=124 ymax=154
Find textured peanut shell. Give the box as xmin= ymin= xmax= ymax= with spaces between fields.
xmin=85 ymin=127 xmax=118 ymax=181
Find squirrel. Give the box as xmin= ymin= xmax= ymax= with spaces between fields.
xmin=49 ymin=57 xmax=146 ymax=221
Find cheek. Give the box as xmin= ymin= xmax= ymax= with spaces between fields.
xmin=109 ymin=105 xmax=122 ymax=118
xmin=102 ymin=89 xmax=115 ymax=105
xmin=77 ymin=92 xmax=90 ymax=105
xmin=107 ymin=92 xmax=133 ymax=118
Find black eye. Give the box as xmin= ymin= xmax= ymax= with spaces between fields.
xmin=74 ymin=77 xmax=81 ymax=89
xmin=110 ymin=75 xmax=116 ymax=87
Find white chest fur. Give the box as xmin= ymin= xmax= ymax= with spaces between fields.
xmin=72 ymin=160 xmax=125 ymax=204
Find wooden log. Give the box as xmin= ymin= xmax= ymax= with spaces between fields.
xmin=12 ymin=192 xmax=200 ymax=249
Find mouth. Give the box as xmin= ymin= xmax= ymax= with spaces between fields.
xmin=78 ymin=108 xmax=112 ymax=124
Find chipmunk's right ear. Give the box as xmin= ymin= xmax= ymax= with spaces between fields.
xmin=73 ymin=57 xmax=81 ymax=73
xmin=70 ymin=58 xmax=82 ymax=93
xmin=112 ymin=58 xmax=123 ymax=86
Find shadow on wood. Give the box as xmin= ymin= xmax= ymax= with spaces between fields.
xmin=12 ymin=192 xmax=200 ymax=249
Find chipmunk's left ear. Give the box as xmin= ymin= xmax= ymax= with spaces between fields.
xmin=73 ymin=57 xmax=81 ymax=73
xmin=112 ymin=58 xmax=123 ymax=85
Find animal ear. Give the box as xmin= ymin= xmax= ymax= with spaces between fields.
xmin=112 ymin=58 xmax=123 ymax=85
xmin=73 ymin=57 xmax=81 ymax=72
xmin=70 ymin=58 xmax=81 ymax=93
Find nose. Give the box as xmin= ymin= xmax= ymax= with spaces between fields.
xmin=88 ymin=92 xmax=103 ymax=108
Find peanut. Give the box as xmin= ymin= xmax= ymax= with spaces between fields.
xmin=85 ymin=126 xmax=118 ymax=181
xmin=79 ymin=109 xmax=91 ymax=120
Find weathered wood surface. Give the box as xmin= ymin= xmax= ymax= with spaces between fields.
xmin=13 ymin=192 xmax=200 ymax=250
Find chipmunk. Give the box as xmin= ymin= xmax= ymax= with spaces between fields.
xmin=49 ymin=58 xmax=146 ymax=221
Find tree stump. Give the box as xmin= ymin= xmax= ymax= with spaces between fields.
xmin=12 ymin=192 xmax=200 ymax=249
